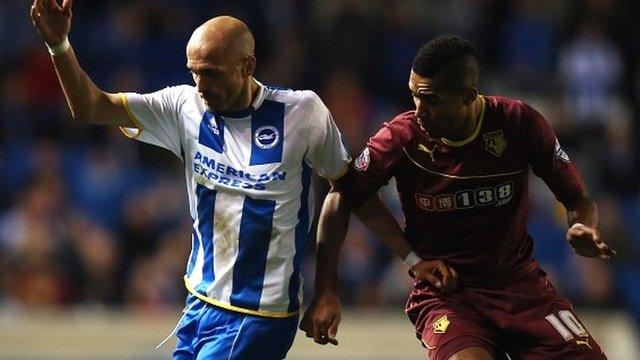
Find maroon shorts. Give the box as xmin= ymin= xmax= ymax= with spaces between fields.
xmin=405 ymin=268 xmax=607 ymax=360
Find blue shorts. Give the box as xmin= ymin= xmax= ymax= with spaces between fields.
xmin=173 ymin=294 xmax=299 ymax=360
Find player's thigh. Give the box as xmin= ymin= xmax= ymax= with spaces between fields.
xmin=224 ymin=315 xmax=298 ymax=360
xmin=173 ymin=295 xmax=207 ymax=360
xmin=415 ymin=307 xmax=501 ymax=360
xmin=194 ymin=309 xmax=298 ymax=360
xmin=448 ymin=346 xmax=494 ymax=360
xmin=505 ymin=302 xmax=606 ymax=359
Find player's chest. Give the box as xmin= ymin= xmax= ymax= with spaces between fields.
xmin=183 ymin=111 xmax=308 ymax=189
xmin=398 ymin=132 xmax=526 ymax=212
xmin=402 ymin=126 xmax=525 ymax=177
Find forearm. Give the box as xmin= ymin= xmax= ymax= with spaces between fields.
xmin=566 ymin=195 xmax=598 ymax=227
xmin=314 ymin=190 xmax=350 ymax=295
xmin=50 ymin=45 xmax=127 ymax=125
xmin=352 ymin=194 xmax=412 ymax=260
xmin=31 ymin=0 xmax=127 ymax=126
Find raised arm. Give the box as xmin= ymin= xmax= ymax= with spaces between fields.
xmin=30 ymin=0 xmax=132 ymax=126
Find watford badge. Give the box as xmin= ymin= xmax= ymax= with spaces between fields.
xmin=483 ymin=130 xmax=507 ymax=157
xmin=433 ymin=315 xmax=451 ymax=334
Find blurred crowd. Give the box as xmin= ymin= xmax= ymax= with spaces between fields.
xmin=1 ymin=0 xmax=639 ymax=324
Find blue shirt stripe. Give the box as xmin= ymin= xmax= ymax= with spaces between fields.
xmin=230 ymin=196 xmax=277 ymax=310
xmin=195 ymin=184 xmax=216 ymax=292
xmin=287 ymin=159 xmax=312 ymax=312
xmin=198 ymin=111 xmax=225 ymax=153
xmin=249 ymin=100 xmax=284 ymax=165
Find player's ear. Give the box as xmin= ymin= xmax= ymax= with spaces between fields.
xmin=242 ymin=55 xmax=256 ymax=77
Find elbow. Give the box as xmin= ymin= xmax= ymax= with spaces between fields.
xmin=325 ymin=190 xmax=351 ymax=215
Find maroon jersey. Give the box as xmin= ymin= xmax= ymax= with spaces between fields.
xmin=337 ymin=96 xmax=585 ymax=285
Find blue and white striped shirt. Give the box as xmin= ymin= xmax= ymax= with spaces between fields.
xmin=120 ymin=81 xmax=349 ymax=317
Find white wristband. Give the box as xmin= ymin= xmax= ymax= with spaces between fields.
xmin=403 ymin=251 xmax=422 ymax=269
xmin=46 ymin=36 xmax=71 ymax=56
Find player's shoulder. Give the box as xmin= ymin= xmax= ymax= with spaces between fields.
xmin=484 ymin=95 xmax=538 ymax=119
xmin=159 ymin=84 xmax=197 ymax=96
xmin=264 ymin=86 xmax=324 ymax=110
xmin=147 ymin=84 xmax=198 ymax=105
xmin=381 ymin=110 xmax=420 ymax=143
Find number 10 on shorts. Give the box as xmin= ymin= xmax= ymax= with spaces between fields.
xmin=545 ymin=310 xmax=589 ymax=341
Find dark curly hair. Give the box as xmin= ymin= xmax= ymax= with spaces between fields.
xmin=412 ymin=35 xmax=478 ymax=85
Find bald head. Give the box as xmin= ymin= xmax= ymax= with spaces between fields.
xmin=187 ymin=16 xmax=255 ymax=61
xmin=186 ymin=16 xmax=259 ymax=113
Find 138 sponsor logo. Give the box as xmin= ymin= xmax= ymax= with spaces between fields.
xmin=415 ymin=181 xmax=514 ymax=211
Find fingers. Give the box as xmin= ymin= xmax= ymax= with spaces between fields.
xmin=30 ymin=4 xmax=43 ymax=26
xmin=33 ymin=0 xmax=44 ymax=12
xmin=327 ymin=316 xmax=340 ymax=345
xmin=309 ymin=316 xmax=339 ymax=345
xmin=436 ymin=262 xmax=455 ymax=292
xmin=449 ymin=265 xmax=459 ymax=290
xmin=595 ymin=239 xmax=617 ymax=259
xmin=312 ymin=319 xmax=327 ymax=344
xmin=413 ymin=260 xmax=459 ymax=292
xmin=38 ymin=0 xmax=54 ymax=13
xmin=421 ymin=270 xmax=443 ymax=290
xmin=298 ymin=314 xmax=311 ymax=333
xmin=51 ymin=0 xmax=63 ymax=11
xmin=62 ymin=0 xmax=73 ymax=15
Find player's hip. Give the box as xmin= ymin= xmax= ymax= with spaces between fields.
xmin=174 ymin=294 xmax=299 ymax=359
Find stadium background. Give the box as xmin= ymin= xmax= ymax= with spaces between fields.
xmin=1 ymin=0 xmax=639 ymax=358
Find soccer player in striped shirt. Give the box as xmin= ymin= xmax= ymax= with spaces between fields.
xmin=302 ymin=35 xmax=614 ymax=359
xmin=30 ymin=1 xmax=420 ymax=358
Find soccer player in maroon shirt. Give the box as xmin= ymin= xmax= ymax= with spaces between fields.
xmin=299 ymin=35 xmax=614 ymax=359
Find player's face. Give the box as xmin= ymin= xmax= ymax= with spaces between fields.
xmin=409 ymin=71 xmax=470 ymax=139
xmin=187 ymin=46 xmax=249 ymax=112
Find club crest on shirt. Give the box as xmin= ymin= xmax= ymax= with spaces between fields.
xmin=483 ymin=130 xmax=507 ymax=157
xmin=433 ymin=315 xmax=450 ymax=334
xmin=354 ymin=147 xmax=370 ymax=171
xmin=554 ymin=138 xmax=570 ymax=163
xmin=208 ymin=116 xmax=220 ymax=135
xmin=254 ymin=125 xmax=280 ymax=149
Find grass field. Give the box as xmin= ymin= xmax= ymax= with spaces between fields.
xmin=0 ymin=308 xmax=637 ymax=359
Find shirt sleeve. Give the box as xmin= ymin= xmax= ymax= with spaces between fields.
xmin=521 ymin=103 xmax=586 ymax=209
xmin=119 ymin=85 xmax=189 ymax=160
xmin=335 ymin=123 xmax=405 ymax=206
xmin=304 ymin=91 xmax=351 ymax=180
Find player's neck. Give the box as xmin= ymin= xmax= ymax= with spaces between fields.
xmin=228 ymin=78 xmax=260 ymax=112
xmin=457 ymin=96 xmax=483 ymax=140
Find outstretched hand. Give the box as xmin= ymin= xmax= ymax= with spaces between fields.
xmin=30 ymin=0 xmax=73 ymax=46
xmin=566 ymin=223 xmax=616 ymax=259
xmin=410 ymin=259 xmax=458 ymax=293
xmin=299 ymin=292 xmax=340 ymax=346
